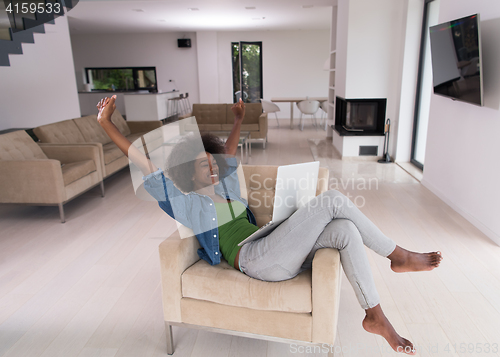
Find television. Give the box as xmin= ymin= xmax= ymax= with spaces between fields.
xmin=429 ymin=14 xmax=483 ymax=106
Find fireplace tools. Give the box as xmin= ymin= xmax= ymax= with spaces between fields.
xmin=378 ymin=118 xmax=392 ymax=164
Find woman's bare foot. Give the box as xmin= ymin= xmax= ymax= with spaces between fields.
xmin=363 ymin=304 xmax=416 ymax=355
xmin=388 ymin=246 xmax=442 ymax=273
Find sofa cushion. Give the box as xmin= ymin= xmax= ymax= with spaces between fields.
xmin=192 ymin=104 xmax=227 ymax=125
xmin=226 ymin=103 xmax=262 ymax=124
xmin=33 ymin=119 xmax=86 ymax=144
xmin=0 ymin=130 xmax=48 ymax=161
xmin=111 ymin=109 xmax=131 ymax=137
xmin=182 ymin=259 xmax=312 ymax=313
xmin=73 ymin=115 xmax=113 ymax=145
xmin=61 ymin=159 xmax=96 ymax=186
xmin=102 ymin=142 xmax=125 ymax=164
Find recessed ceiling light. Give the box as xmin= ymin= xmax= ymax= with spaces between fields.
xmin=132 ymin=9 xmax=144 ymax=12
xmin=188 ymin=7 xmax=199 ymax=11
xmin=302 ymin=5 xmax=314 ymax=8
xmin=245 ymin=7 xmax=256 ymax=10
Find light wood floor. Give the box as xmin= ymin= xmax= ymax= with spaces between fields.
xmin=1 ymin=119 xmax=500 ymax=357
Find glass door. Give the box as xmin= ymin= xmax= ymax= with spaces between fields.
xmin=231 ymin=42 xmax=263 ymax=103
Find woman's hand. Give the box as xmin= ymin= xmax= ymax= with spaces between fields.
xmin=97 ymin=95 xmax=117 ymax=124
xmin=231 ymin=98 xmax=245 ymax=122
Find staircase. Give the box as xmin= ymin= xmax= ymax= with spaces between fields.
xmin=0 ymin=0 xmax=79 ymax=66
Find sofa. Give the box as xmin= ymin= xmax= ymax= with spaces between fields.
xmin=33 ymin=110 xmax=163 ymax=178
xmin=159 ymin=164 xmax=341 ymax=355
xmin=181 ymin=103 xmax=268 ymax=148
xmin=0 ymin=130 xmax=104 ymax=222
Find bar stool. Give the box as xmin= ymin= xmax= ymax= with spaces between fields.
xmin=178 ymin=93 xmax=191 ymax=116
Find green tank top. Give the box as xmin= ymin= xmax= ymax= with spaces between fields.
xmin=214 ymin=201 xmax=259 ymax=268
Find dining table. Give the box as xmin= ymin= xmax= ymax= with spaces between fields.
xmin=270 ymin=97 xmax=328 ymax=129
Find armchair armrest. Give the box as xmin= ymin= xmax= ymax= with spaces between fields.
xmin=40 ymin=142 xmax=106 ymax=176
xmin=311 ymin=248 xmax=342 ymax=344
xmin=0 ymin=159 xmax=65 ymax=204
xmin=39 ymin=144 xmax=104 ymax=181
xmin=159 ymin=230 xmax=201 ymax=323
xmin=258 ymin=113 xmax=268 ymax=138
xmin=127 ymin=121 xmax=162 ymax=135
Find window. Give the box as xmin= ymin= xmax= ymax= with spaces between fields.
xmin=231 ymin=42 xmax=263 ymax=103
xmin=411 ymin=0 xmax=439 ymax=169
xmin=85 ymin=67 xmax=158 ymax=92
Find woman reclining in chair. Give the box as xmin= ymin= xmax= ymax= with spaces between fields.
xmin=97 ymin=95 xmax=442 ymax=355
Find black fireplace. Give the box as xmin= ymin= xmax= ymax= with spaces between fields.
xmin=333 ymin=97 xmax=386 ymax=136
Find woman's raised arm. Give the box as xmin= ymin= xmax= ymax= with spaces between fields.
xmin=97 ymin=96 xmax=157 ymax=175
xmin=224 ymin=99 xmax=246 ymax=156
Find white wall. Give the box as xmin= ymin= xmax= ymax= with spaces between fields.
xmin=196 ymin=32 xmax=219 ymax=103
xmin=70 ymin=31 xmax=200 ymax=115
xmin=422 ymin=0 xmax=500 ymax=244
xmin=0 ymin=16 xmax=80 ymax=131
xmin=347 ymin=0 xmax=408 ymax=157
xmin=335 ymin=0 xmax=412 ymax=158
xmin=198 ymin=30 xmax=330 ymax=118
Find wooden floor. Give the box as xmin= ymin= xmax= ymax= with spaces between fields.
xmin=1 ymin=119 xmax=500 ymax=357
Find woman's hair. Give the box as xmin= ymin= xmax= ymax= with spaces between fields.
xmin=166 ymin=133 xmax=229 ymax=192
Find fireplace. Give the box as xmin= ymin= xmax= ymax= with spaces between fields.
xmin=334 ymin=97 xmax=386 ymax=136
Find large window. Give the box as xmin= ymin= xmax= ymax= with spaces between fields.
xmin=411 ymin=0 xmax=440 ymax=169
xmin=85 ymin=67 xmax=157 ymax=92
xmin=231 ymin=42 xmax=263 ymax=103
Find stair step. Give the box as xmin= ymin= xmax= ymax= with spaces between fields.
xmin=0 ymin=38 xmax=23 ymax=54
xmin=0 ymin=52 xmax=11 ymax=66
xmin=11 ymin=28 xmax=34 ymax=44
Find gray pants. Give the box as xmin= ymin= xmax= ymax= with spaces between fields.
xmin=239 ymin=190 xmax=396 ymax=309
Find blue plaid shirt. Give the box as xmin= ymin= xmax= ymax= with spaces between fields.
xmin=143 ymin=157 xmax=257 ymax=265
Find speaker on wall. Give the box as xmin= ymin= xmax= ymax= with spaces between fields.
xmin=178 ymin=39 xmax=191 ymax=48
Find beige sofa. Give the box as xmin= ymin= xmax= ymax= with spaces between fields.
xmin=33 ymin=110 xmax=163 ymax=178
xmin=181 ymin=103 xmax=268 ymax=148
xmin=159 ymin=164 xmax=341 ymax=355
xmin=0 ymin=130 xmax=104 ymax=222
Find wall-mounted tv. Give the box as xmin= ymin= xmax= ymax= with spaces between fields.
xmin=429 ymin=14 xmax=483 ymax=106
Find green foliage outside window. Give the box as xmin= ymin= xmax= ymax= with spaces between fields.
xmin=91 ymin=69 xmax=134 ymax=91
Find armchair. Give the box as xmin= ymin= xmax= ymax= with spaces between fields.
xmin=158 ymin=165 xmax=341 ymax=355
xmin=0 ymin=130 xmax=104 ymax=222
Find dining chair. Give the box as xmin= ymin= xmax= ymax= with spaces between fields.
xmin=260 ymin=99 xmax=281 ymax=127
xmin=320 ymin=100 xmax=328 ymax=131
xmin=296 ymin=100 xmax=320 ymax=131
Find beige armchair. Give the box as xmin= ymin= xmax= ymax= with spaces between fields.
xmin=158 ymin=165 xmax=341 ymax=355
xmin=33 ymin=109 xmax=163 ymax=179
xmin=0 ymin=130 xmax=104 ymax=222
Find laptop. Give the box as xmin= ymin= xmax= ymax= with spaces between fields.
xmin=238 ymin=161 xmax=320 ymax=246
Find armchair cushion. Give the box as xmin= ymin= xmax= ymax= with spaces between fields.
xmin=221 ymin=123 xmax=260 ymax=132
xmin=0 ymin=130 xmax=47 ymax=160
xmin=33 ymin=119 xmax=86 ymax=145
xmin=110 ymin=110 xmax=131 ymax=136
xmin=61 ymin=160 xmax=96 ymax=186
xmin=225 ymin=103 xmax=262 ymax=124
xmin=73 ymin=115 xmax=113 ymax=145
xmin=102 ymin=142 xmax=125 ymax=165
xmin=192 ymin=104 xmax=226 ymax=125
xmin=182 ymin=259 xmax=312 ymax=313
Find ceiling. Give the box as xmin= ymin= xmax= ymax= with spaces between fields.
xmin=67 ymin=0 xmax=337 ymax=35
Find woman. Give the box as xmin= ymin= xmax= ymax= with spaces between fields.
xmin=97 ymin=95 xmax=442 ymax=355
